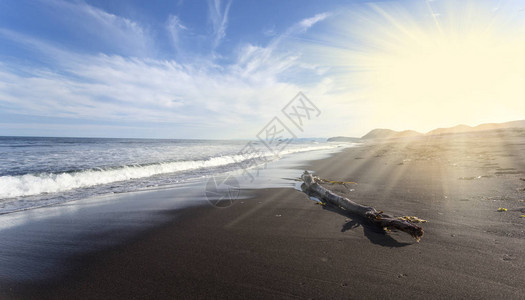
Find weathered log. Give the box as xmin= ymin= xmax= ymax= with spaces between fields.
xmin=301 ymin=171 xmax=424 ymax=241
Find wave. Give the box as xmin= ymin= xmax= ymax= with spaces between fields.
xmin=0 ymin=144 xmax=344 ymax=199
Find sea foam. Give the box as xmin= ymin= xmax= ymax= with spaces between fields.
xmin=0 ymin=144 xmax=343 ymax=199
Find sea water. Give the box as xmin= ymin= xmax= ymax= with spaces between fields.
xmin=0 ymin=136 xmax=348 ymax=214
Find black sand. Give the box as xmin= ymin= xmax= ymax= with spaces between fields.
xmin=2 ymin=129 xmax=525 ymax=299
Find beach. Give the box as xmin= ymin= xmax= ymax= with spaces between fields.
xmin=2 ymin=0 xmax=525 ymax=298
xmin=2 ymin=130 xmax=525 ymax=299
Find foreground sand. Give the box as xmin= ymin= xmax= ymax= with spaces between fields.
xmin=5 ymin=130 xmax=525 ymax=299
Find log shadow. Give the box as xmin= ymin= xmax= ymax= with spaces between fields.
xmin=322 ymin=203 xmax=412 ymax=248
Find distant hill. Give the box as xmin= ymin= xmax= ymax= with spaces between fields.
xmin=360 ymin=120 xmax=525 ymax=140
xmin=361 ymin=129 xmax=396 ymax=139
xmin=327 ymin=136 xmax=362 ymax=142
xmin=474 ymin=120 xmax=525 ymax=130
xmin=426 ymin=124 xmax=473 ymax=136
xmin=396 ymin=130 xmax=424 ymax=138
xmin=361 ymin=129 xmax=423 ymax=140
xmin=427 ymin=120 xmax=525 ymax=136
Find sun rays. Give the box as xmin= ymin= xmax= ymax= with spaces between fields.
xmin=305 ymin=0 xmax=525 ymax=133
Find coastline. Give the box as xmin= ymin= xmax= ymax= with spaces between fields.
xmin=2 ymin=133 xmax=525 ymax=298
xmin=0 ymin=145 xmax=349 ymax=295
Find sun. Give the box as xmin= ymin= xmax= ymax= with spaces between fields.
xmin=365 ymin=27 xmax=525 ymax=129
xmin=308 ymin=0 xmax=525 ymax=133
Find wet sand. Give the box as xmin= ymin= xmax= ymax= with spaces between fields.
xmin=3 ymin=129 xmax=525 ymax=299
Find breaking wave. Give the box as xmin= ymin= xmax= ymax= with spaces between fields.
xmin=0 ymin=144 xmax=342 ymax=199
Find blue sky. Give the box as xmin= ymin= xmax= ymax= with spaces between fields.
xmin=1 ymin=0 xmax=524 ymax=138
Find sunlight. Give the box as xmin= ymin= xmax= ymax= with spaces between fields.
xmin=312 ymin=0 xmax=525 ymax=132
xmin=363 ymin=29 xmax=525 ymax=131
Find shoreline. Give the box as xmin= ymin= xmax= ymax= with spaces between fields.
xmin=2 ymin=134 xmax=525 ymax=298
xmin=0 ymin=142 xmax=349 ymax=215
xmin=0 ymin=146 xmax=351 ymax=290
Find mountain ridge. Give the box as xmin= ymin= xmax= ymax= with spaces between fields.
xmin=356 ymin=120 xmax=525 ymax=140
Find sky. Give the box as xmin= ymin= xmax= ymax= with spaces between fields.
xmin=0 ymin=0 xmax=524 ymax=139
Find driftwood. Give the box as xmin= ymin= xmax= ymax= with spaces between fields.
xmin=301 ymin=171 xmax=424 ymax=241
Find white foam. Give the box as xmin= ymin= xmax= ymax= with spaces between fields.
xmin=0 ymin=143 xmax=346 ymax=199
xmin=0 ymin=155 xmax=240 ymax=198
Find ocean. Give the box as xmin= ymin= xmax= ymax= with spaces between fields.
xmin=0 ymin=136 xmax=348 ymax=214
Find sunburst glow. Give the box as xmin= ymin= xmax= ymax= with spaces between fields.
xmin=308 ymin=0 xmax=525 ymax=133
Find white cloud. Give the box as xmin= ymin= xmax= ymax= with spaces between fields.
xmin=208 ymin=0 xmax=233 ymax=49
xmin=230 ymin=12 xmax=330 ymax=81
xmin=41 ymin=0 xmax=151 ymax=56
xmin=299 ymin=13 xmax=330 ymax=30
xmin=0 ymin=10 xmax=343 ymax=138
xmin=167 ymin=15 xmax=187 ymax=52
xmin=0 ymin=46 xmax=302 ymax=137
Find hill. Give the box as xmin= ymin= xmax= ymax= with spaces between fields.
xmin=427 ymin=120 xmax=525 ymax=136
xmin=361 ymin=129 xmax=423 ymax=140
xmin=326 ymin=136 xmax=362 ymax=142
xmin=360 ymin=120 xmax=525 ymax=140
xmin=426 ymin=124 xmax=473 ymax=135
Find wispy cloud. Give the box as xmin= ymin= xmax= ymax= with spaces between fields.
xmin=40 ymin=0 xmax=151 ymax=56
xmin=166 ymin=15 xmax=187 ymax=52
xmin=0 ymin=7 xmax=337 ymax=138
xmin=0 ymin=38 xmax=301 ymax=137
xmin=231 ymin=13 xmax=330 ymax=79
xmin=298 ymin=13 xmax=330 ymax=31
xmin=208 ymin=0 xmax=233 ymax=50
